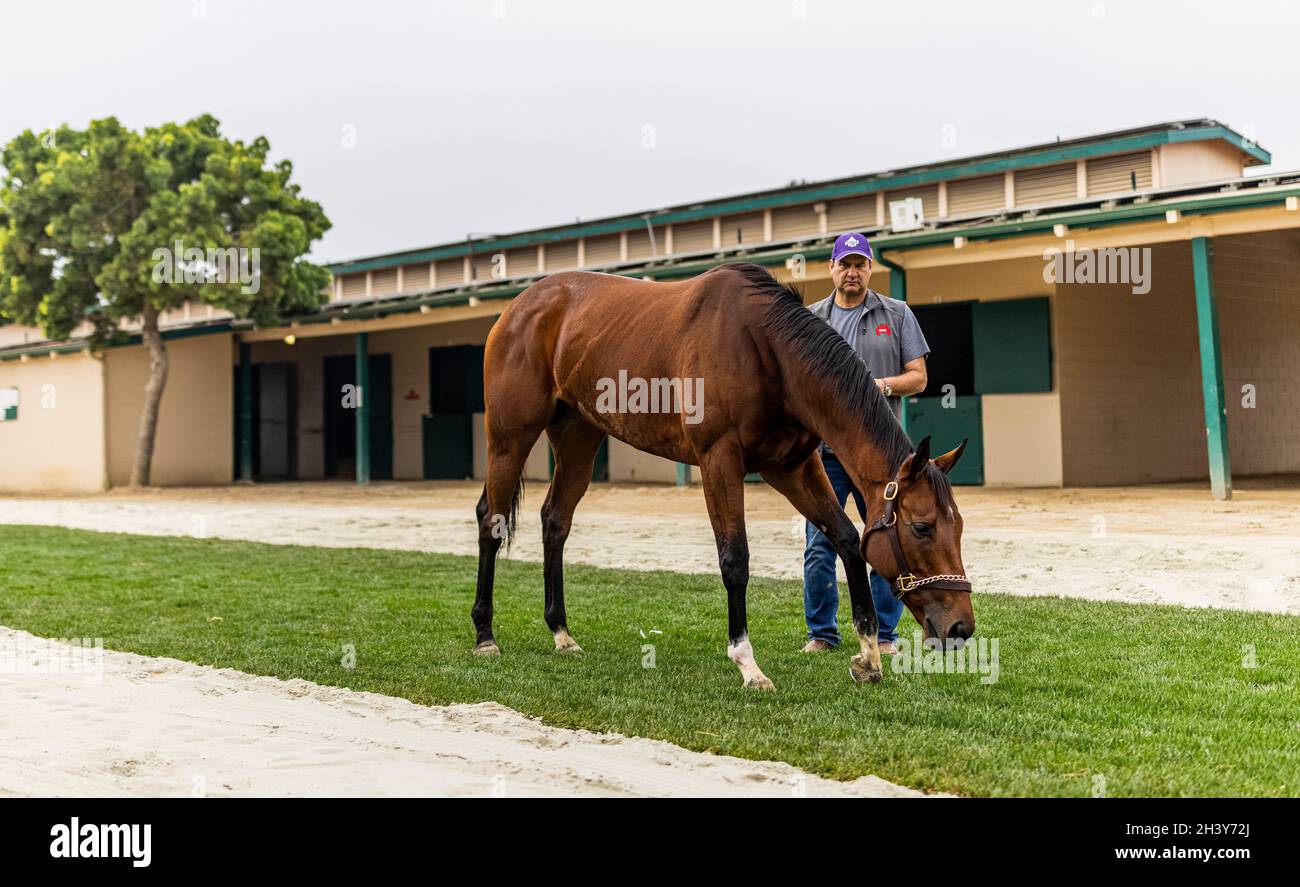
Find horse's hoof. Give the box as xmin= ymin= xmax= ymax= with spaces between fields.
xmin=553 ymin=629 xmax=582 ymax=653
xmin=849 ymin=654 xmax=882 ymax=684
xmin=473 ymin=641 xmax=501 ymax=657
xmin=743 ymin=675 xmax=776 ymax=692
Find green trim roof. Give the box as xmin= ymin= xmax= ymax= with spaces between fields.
xmin=0 ymin=320 xmax=244 ymax=362
xmin=256 ymin=177 xmax=1300 ymax=329
xmin=5 ymin=172 xmax=1296 ymax=362
xmin=326 ymin=120 xmax=1271 ymax=275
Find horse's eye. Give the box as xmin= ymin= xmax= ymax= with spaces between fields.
xmin=910 ymin=522 xmax=932 ymax=539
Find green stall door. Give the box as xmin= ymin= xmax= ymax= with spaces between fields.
xmin=423 ymin=414 xmax=473 ymax=480
xmin=972 ymin=297 xmax=1052 ymax=394
xmin=905 ymin=394 xmax=984 ymax=485
xmin=424 ymin=345 xmax=482 ymax=481
xmin=323 ymin=353 xmax=393 ymax=481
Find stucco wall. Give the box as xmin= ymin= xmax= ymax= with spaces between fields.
xmin=105 ymin=333 xmax=234 ymax=487
xmin=1214 ymin=230 xmax=1300 ymax=476
xmin=1157 ymin=141 xmax=1245 ymax=188
xmin=1055 ymin=242 xmax=1207 ymax=485
xmin=0 ymin=350 xmax=107 ymax=493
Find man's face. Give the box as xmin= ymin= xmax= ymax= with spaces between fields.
xmin=830 ymin=254 xmax=872 ymax=298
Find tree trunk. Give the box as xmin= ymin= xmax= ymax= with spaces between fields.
xmin=130 ymin=305 xmax=169 ymax=488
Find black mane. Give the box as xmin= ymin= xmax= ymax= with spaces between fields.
xmin=718 ymin=263 xmax=955 ymax=507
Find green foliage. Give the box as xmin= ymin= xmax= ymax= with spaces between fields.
xmin=0 ymin=115 xmax=331 ymax=340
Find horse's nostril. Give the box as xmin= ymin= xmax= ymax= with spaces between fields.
xmin=947 ymin=621 xmax=972 ymax=640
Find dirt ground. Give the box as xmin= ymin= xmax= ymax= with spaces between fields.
xmin=4 ymin=476 xmax=1299 ymax=613
xmin=3 ymin=477 xmax=1296 ymax=797
xmin=0 ymin=627 xmax=929 ymax=798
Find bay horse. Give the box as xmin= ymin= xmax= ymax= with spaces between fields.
xmin=473 ymin=263 xmax=973 ymax=690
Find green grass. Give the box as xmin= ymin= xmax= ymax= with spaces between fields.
xmin=1 ymin=524 xmax=1296 ymax=797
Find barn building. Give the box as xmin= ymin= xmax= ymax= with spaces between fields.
xmin=3 ymin=119 xmax=1297 ymax=499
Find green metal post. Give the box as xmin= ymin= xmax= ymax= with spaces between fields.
xmin=355 ymin=331 xmax=370 ymax=486
xmin=676 ymin=462 xmax=689 ymax=486
xmin=1191 ymin=237 xmax=1231 ymax=500
xmin=876 ymin=251 xmax=911 ymax=437
xmin=238 ymin=341 xmax=254 ymax=483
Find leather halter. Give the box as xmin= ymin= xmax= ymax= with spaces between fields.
xmin=862 ymin=480 xmax=973 ymax=600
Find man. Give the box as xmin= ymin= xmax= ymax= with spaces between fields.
xmin=802 ymin=231 xmax=930 ymax=655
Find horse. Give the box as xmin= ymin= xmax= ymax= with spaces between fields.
xmin=472 ymin=262 xmax=973 ymax=691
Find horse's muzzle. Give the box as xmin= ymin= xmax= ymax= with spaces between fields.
xmin=946 ymin=619 xmax=974 ymax=641
xmin=924 ymin=612 xmax=975 ymax=647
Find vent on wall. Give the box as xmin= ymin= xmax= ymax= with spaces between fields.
xmin=583 ymin=234 xmax=621 ymax=267
xmin=341 ymin=273 xmax=366 ymax=298
xmin=719 ymin=213 xmax=765 ymax=246
xmin=671 ymin=220 xmax=714 ymax=254
xmin=1086 ymin=152 xmax=1154 ymax=196
xmin=626 ymin=226 xmax=658 ymax=261
xmin=544 ymin=241 xmax=579 ymax=271
xmin=401 ymin=264 xmax=429 ymax=291
xmin=436 ymin=257 xmax=465 ymax=287
xmin=771 ymin=204 xmax=822 ymax=241
xmin=1014 ymin=163 xmax=1078 ymax=206
xmin=827 ymin=196 xmax=875 ymax=232
xmin=505 ymin=247 xmax=538 ymax=277
xmin=371 ymin=268 xmax=398 ymax=295
xmin=947 ymin=174 xmax=1006 ymax=216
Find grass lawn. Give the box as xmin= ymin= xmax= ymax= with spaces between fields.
xmin=0 ymin=524 xmax=1296 ymax=797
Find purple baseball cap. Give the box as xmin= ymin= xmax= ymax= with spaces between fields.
xmin=832 ymin=231 xmax=873 ymax=263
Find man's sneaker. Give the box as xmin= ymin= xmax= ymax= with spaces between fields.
xmin=801 ymin=639 xmax=835 ymax=653
xmin=878 ymin=640 xmax=899 ymax=656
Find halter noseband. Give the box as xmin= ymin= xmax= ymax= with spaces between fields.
xmin=862 ymin=479 xmax=973 ymax=600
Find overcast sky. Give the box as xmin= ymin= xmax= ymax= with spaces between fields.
xmin=3 ymin=0 xmax=1297 ymax=264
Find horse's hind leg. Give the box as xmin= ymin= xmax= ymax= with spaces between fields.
xmin=541 ymin=405 xmax=606 ymax=653
xmin=472 ymin=485 xmax=500 ymax=654
xmin=473 ymin=414 xmax=549 ymax=656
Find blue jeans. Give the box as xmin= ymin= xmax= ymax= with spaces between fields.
xmin=803 ymin=450 xmax=905 ymax=646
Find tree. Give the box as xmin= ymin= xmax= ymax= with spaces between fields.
xmin=0 ymin=115 xmax=331 ymax=485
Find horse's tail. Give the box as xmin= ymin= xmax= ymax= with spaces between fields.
xmin=477 ymin=477 xmax=525 ymax=554
xmin=505 ymin=477 xmax=524 ymax=553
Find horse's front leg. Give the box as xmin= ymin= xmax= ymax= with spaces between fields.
xmin=762 ymin=455 xmax=882 ymax=684
xmin=699 ymin=437 xmax=773 ymax=691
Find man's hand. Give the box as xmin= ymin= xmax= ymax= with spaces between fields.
xmin=878 ymin=357 xmax=929 ymax=398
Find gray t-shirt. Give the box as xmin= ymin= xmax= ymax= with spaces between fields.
xmin=810 ymin=290 xmax=931 ymax=418
xmin=812 ymin=289 xmax=931 ymax=455
xmin=828 ymin=301 xmax=866 ymax=354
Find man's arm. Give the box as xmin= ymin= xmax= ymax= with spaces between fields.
xmin=875 ymin=356 xmax=927 ymax=397
xmin=875 ymin=302 xmax=931 ymax=397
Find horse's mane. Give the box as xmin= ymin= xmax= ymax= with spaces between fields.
xmin=714 ymin=262 xmax=955 ymax=509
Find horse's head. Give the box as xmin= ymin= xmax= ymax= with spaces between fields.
xmin=863 ymin=436 xmax=974 ymax=648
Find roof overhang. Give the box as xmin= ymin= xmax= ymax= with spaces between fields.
xmin=5 ymin=175 xmax=1297 ymax=359
xmin=326 ymin=121 xmax=1272 ymax=275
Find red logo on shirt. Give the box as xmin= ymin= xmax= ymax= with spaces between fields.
xmin=875 ymin=324 xmax=892 ymax=336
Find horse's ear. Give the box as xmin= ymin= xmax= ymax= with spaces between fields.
xmin=905 ymin=435 xmax=931 ymax=482
xmin=934 ymin=438 xmax=968 ymax=475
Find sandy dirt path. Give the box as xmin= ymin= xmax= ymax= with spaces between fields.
xmin=3 ymin=478 xmax=1298 ymax=613
xmin=0 ymin=627 xmax=928 ymax=798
